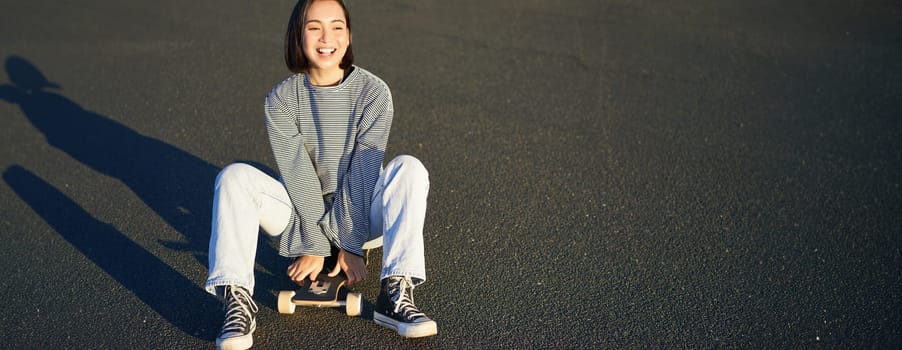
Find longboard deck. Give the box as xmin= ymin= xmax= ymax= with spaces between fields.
xmin=278 ymin=273 xmax=363 ymax=315
xmin=292 ymin=274 xmax=347 ymax=304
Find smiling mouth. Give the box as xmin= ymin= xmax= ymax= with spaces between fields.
xmin=317 ymin=48 xmax=336 ymax=54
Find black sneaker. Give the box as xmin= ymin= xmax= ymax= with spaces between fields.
xmin=216 ymin=285 xmax=258 ymax=350
xmin=374 ymin=276 xmax=438 ymax=338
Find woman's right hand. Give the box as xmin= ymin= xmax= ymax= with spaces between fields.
xmin=287 ymin=255 xmax=325 ymax=283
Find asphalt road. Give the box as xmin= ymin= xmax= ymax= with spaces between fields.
xmin=1 ymin=0 xmax=901 ymax=348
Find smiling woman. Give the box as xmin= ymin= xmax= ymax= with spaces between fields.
xmin=285 ymin=0 xmax=354 ymax=85
xmin=205 ymin=1 xmax=438 ymax=349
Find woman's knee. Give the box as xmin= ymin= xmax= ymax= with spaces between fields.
xmin=386 ymin=155 xmax=429 ymax=181
xmin=215 ymin=163 xmax=259 ymax=189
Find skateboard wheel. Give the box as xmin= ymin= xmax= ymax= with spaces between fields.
xmin=278 ymin=290 xmax=297 ymax=314
xmin=345 ymin=292 xmax=363 ymax=316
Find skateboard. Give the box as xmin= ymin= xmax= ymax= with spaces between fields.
xmin=277 ymin=273 xmax=363 ymax=316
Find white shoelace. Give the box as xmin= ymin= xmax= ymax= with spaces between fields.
xmin=221 ymin=286 xmax=259 ymax=335
xmin=391 ymin=277 xmax=426 ymax=321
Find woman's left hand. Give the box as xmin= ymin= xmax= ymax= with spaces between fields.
xmin=328 ymin=249 xmax=366 ymax=285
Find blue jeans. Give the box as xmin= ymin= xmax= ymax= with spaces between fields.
xmin=205 ymin=155 xmax=429 ymax=295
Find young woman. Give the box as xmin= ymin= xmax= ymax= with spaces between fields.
xmin=205 ymin=1 xmax=437 ymax=348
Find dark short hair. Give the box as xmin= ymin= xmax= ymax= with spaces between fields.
xmin=284 ymin=0 xmax=354 ymax=74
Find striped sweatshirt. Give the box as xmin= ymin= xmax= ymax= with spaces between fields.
xmin=264 ymin=66 xmax=393 ymax=258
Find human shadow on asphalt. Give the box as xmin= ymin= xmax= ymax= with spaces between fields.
xmin=0 ymin=55 xmax=223 ymax=266
xmin=3 ymin=165 xmax=222 ymax=338
xmin=0 ymin=56 xmax=289 ymax=338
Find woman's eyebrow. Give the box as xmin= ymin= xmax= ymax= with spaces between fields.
xmin=304 ymin=19 xmax=346 ymax=25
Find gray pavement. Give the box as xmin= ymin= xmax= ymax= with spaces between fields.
xmin=1 ymin=0 xmax=901 ymax=348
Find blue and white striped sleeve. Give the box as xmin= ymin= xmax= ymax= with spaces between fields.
xmin=264 ymin=78 xmax=332 ymax=257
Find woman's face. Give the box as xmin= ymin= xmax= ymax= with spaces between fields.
xmin=302 ymin=0 xmax=350 ymax=72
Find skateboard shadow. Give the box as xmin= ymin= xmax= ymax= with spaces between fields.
xmin=0 ymin=55 xmax=289 ymax=338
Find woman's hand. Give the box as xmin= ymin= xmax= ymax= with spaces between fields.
xmin=287 ymin=255 xmax=325 ymax=283
xmin=328 ymin=249 xmax=366 ymax=285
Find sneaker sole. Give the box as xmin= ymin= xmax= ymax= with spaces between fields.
xmin=216 ymin=320 xmax=255 ymax=350
xmin=215 ymin=333 xmax=253 ymax=350
xmin=374 ymin=313 xmax=438 ymax=338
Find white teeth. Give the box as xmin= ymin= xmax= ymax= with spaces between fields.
xmin=317 ymin=48 xmax=336 ymax=54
